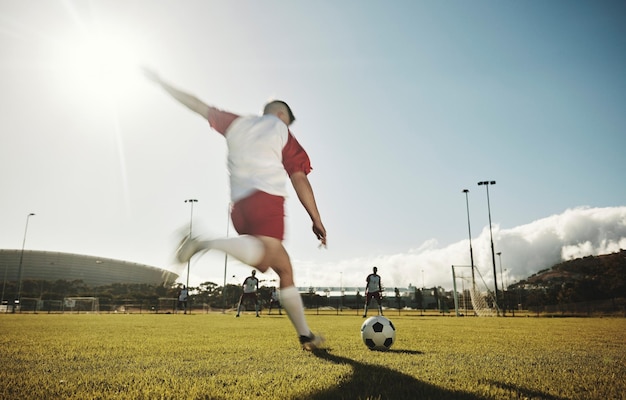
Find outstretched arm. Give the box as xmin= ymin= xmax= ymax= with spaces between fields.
xmin=143 ymin=68 xmax=210 ymax=119
xmin=290 ymin=171 xmax=327 ymax=247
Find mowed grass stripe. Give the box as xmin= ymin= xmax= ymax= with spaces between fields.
xmin=1 ymin=314 xmax=625 ymax=399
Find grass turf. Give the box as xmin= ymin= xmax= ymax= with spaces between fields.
xmin=1 ymin=313 xmax=624 ymax=399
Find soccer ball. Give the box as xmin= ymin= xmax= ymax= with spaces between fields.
xmin=360 ymin=316 xmax=396 ymax=351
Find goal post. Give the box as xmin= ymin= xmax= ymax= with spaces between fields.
xmin=19 ymin=297 xmax=43 ymax=312
xmin=157 ymin=297 xmax=178 ymax=314
xmin=452 ymin=265 xmax=499 ymax=317
xmin=63 ymin=297 xmax=100 ymax=313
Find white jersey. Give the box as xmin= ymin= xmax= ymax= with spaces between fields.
xmin=366 ymin=274 xmax=381 ymax=292
xmin=225 ymin=115 xmax=289 ymax=202
xmin=242 ymin=276 xmax=259 ymax=294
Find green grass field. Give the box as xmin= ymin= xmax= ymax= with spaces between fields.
xmin=1 ymin=313 xmax=625 ymax=399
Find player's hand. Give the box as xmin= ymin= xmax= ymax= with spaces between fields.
xmin=141 ymin=66 xmax=162 ymax=84
xmin=313 ymin=221 xmax=327 ymax=248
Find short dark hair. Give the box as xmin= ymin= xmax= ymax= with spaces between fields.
xmin=264 ymin=100 xmax=296 ymax=124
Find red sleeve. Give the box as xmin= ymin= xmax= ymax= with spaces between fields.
xmin=207 ymin=107 xmax=239 ymax=136
xmin=282 ymin=132 xmax=312 ymax=176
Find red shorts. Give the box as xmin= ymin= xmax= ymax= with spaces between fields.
xmin=231 ymin=191 xmax=285 ymax=240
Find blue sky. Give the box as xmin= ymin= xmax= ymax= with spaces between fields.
xmin=1 ymin=1 xmax=625 ymax=291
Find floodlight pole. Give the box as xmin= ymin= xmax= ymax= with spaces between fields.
xmin=184 ymin=199 xmax=198 ymax=313
xmin=222 ymin=203 xmax=231 ymax=314
xmin=1 ymin=260 xmax=8 ymax=309
xmin=497 ymin=251 xmax=505 ymax=316
xmin=15 ymin=213 xmax=35 ymax=313
xmin=462 ymin=189 xmax=475 ymax=286
xmin=478 ymin=180 xmax=499 ymax=315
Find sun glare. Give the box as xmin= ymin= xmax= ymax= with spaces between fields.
xmin=43 ymin=18 xmax=145 ymax=216
xmin=50 ymin=24 xmax=144 ymax=107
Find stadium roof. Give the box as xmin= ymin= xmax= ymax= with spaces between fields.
xmin=0 ymin=249 xmax=178 ymax=287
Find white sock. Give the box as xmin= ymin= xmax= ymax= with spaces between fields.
xmin=279 ymin=286 xmax=311 ymax=337
xmin=199 ymin=235 xmax=264 ymax=266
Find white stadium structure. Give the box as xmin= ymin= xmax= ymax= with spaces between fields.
xmin=0 ymin=249 xmax=178 ymax=287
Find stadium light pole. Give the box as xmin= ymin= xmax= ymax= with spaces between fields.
xmin=497 ymin=252 xmax=504 ymax=291
xmin=222 ymin=203 xmax=231 ymax=314
xmin=497 ymin=251 xmax=505 ymax=316
xmin=184 ymin=199 xmax=198 ymax=298
xmin=478 ymin=180 xmax=499 ymax=315
xmin=462 ymin=189 xmax=476 ymax=286
xmin=340 ymin=271 xmax=344 ymax=311
xmin=1 ymin=261 xmax=6 ymax=308
xmin=15 ymin=213 xmax=35 ymax=313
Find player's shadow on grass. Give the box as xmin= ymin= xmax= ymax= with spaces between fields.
xmin=481 ymin=380 xmax=570 ymax=400
xmin=309 ymin=349 xmax=571 ymax=400
xmin=309 ymin=349 xmax=481 ymax=400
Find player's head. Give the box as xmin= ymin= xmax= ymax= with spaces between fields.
xmin=251 ymin=270 xmax=256 ymax=276
xmin=263 ymin=100 xmax=295 ymax=126
xmin=373 ymin=266 xmax=378 ymax=273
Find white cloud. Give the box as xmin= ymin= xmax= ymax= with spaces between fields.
xmin=295 ymin=206 xmax=626 ymax=291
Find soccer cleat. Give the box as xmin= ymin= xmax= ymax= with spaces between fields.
xmin=175 ymin=235 xmax=201 ymax=264
xmin=299 ymin=332 xmax=324 ymax=351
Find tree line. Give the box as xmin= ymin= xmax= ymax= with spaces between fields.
xmin=3 ymin=250 xmax=624 ymax=314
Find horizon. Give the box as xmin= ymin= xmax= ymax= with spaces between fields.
xmin=4 ymin=206 xmax=625 ymax=293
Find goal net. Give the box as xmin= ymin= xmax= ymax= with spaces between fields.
xmin=63 ymin=297 xmax=100 ymax=313
xmin=157 ymin=297 xmax=178 ymax=314
xmin=452 ymin=265 xmax=499 ymax=316
xmin=18 ymin=297 xmax=43 ymax=312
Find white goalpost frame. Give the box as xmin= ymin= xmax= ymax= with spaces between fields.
xmin=63 ymin=297 xmax=100 ymax=313
xmin=158 ymin=297 xmax=178 ymax=314
xmin=19 ymin=297 xmax=43 ymax=312
xmin=450 ymin=270 xmax=472 ymax=316
xmin=452 ymin=265 xmax=500 ymax=317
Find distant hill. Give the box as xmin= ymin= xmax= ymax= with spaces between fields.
xmin=512 ymin=249 xmax=626 ymax=302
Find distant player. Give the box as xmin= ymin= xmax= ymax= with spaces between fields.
xmin=236 ymin=270 xmax=260 ymax=317
xmin=268 ymin=287 xmax=282 ymax=315
xmin=144 ymin=69 xmax=326 ymax=350
xmin=363 ymin=266 xmax=384 ymax=317
xmin=177 ymin=285 xmax=188 ymax=314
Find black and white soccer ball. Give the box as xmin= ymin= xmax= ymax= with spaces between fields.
xmin=360 ymin=316 xmax=396 ymax=351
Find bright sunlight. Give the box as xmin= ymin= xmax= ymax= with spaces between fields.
xmin=48 ymin=21 xmax=145 ymax=108
xmin=42 ymin=16 xmax=147 ymax=216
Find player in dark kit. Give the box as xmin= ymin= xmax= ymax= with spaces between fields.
xmin=363 ymin=266 xmax=384 ymax=318
xmin=236 ymin=270 xmax=260 ymax=317
xmin=268 ymin=287 xmax=282 ymax=315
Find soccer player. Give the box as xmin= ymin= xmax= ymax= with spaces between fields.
xmin=144 ymin=69 xmax=326 ymax=350
xmin=177 ymin=285 xmax=189 ymax=314
xmin=236 ymin=270 xmax=260 ymax=317
xmin=363 ymin=266 xmax=384 ymax=318
xmin=268 ymin=287 xmax=282 ymax=315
